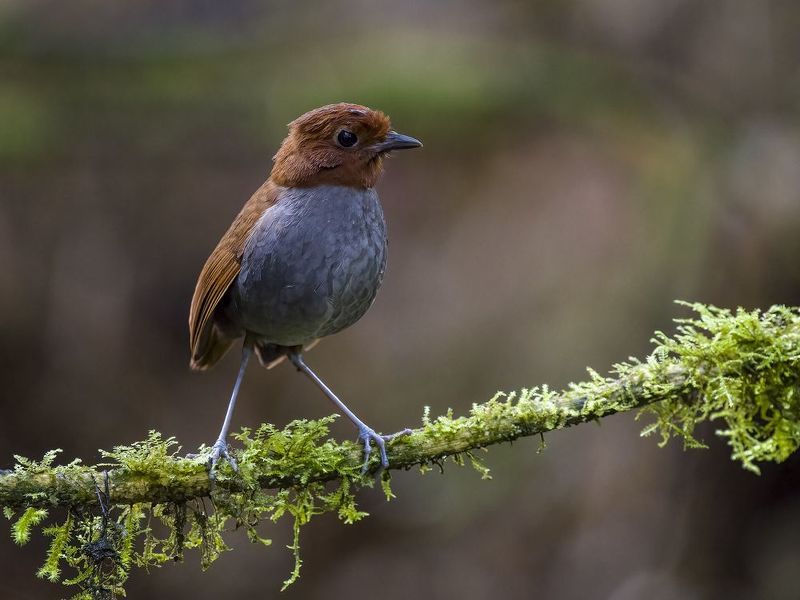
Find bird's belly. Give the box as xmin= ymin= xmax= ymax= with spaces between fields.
xmin=230 ymin=185 xmax=387 ymax=346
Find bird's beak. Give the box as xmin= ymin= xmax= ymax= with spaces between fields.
xmin=372 ymin=131 xmax=423 ymax=153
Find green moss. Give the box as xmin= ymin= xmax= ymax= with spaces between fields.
xmin=12 ymin=507 xmax=48 ymax=545
xmin=639 ymin=302 xmax=800 ymax=473
xmin=37 ymin=512 xmax=72 ymax=581
xmin=1 ymin=302 xmax=798 ymax=597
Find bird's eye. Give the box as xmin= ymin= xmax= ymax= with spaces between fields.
xmin=337 ymin=130 xmax=358 ymax=148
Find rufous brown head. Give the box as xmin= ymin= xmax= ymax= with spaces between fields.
xmin=270 ymin=102 xmax=422 ymax=189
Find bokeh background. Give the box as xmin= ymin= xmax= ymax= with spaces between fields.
xmin=2 ymin=1 xmax=799 ymax=598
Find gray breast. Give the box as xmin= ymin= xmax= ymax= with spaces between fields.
xmin=229 ymin=185 xmax=387 ymax=346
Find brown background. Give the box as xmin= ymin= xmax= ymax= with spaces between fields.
xmin=1 ymin=1 xmax=799 ymax=598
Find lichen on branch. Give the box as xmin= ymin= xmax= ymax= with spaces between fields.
xmin=1 ymin=302 xmax=798 ymax=598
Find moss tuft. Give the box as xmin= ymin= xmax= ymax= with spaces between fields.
xmin=638 ymin=302 xmax=800 ymax=473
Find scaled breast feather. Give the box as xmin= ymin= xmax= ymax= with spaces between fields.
xmin=188 ymin=180 xmax=281 ymax=369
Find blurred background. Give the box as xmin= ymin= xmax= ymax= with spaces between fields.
xmin=1 ymin=1 xmax=799 ymax=598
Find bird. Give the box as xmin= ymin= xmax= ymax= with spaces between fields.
xmin=188 ymin=102 xmax=422 ymax=473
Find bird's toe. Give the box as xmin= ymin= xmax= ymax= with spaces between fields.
xmin=207 ymin=439 xmax=238 ymax=477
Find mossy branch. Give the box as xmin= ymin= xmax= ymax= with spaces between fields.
xmin=2 ymin=302 xmax=799 ymax=597
xmin=0 ymin=362 xmax=688 ymax=510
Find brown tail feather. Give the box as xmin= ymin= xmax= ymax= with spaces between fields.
xmin=190 ymin=323 xmax=236 ymax=371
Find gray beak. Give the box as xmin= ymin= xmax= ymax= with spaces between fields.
xmin=373 ymin=131 xmax=423 ymax=152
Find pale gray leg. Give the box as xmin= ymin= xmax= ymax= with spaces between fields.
xmin=208 ymin=344 xmax=252 ymax=472
xmin=287 ymin=351 xmax=411 ymax=473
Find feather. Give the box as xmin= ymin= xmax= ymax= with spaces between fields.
xmin=188 ymin=180 xmax=282 ymax=370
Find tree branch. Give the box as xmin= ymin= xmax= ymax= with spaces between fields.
xmin=2 ymin=302 xmax=798 ymax=595
xmin=0 ymin=361 xmax=689 ymax=508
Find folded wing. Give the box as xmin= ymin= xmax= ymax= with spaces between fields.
xmin=188 ymin=181 xmax=281 ymax=370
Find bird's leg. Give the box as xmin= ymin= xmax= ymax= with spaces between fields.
xmin=207 ymin=343 xmax=252 ymax=473
xmin=286 ymin=351 xmax=411 ymax=473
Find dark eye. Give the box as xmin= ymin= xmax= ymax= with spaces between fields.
xmin=337 ymin=130 xmax=358 ymax=148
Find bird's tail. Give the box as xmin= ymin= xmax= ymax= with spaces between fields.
xmin=190 ymin=322 xmax=236 ymax=370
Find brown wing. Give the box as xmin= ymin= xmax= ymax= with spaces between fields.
xmin=188 ymin=180 xmax=281 ymax=370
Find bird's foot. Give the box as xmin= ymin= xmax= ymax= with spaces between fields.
xmin=208 ymin=438 xmax=238 ymax=475
xmin=188 ymin=439 xmax=238 ymax=478
xmin=358 ymin=426 xmax=413 ymax=474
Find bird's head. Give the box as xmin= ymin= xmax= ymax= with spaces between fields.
xmin=270 ymin=103 xmax=422 ymax=188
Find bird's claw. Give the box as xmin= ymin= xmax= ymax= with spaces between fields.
xmin=207 ymin=439 xmax=238 ymax=478
xmin=357 ymin=426 xmax=413 ymax=474
xmin=384 ymin=428 xmax=413 ymax=441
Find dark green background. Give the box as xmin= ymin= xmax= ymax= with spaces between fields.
xmin=1 ymin=1 xmax=799 ymax=598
